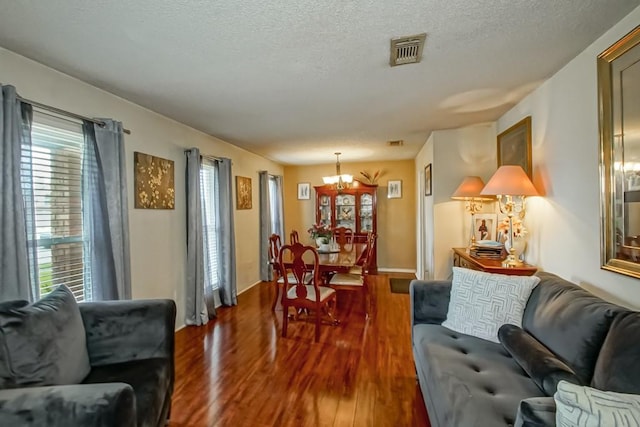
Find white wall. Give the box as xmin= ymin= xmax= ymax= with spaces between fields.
xmin=432 ymin=123 xmax=497 ymax=279
xmin=497 ymin=6 xmax=640 ymax=308
xmin=0 ymin=48 xmax=283 ymax=327
xmin=416 ymin=123 xmax=496 ymax=280
xmin=415 ymin=134 xmax=434 ymax=279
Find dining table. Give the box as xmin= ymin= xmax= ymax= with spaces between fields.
xmin=273 ymin=242 xmax=367 ymax=310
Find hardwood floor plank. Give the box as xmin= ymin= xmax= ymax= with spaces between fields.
xmin=170 ymin=273 xmax=431 ymax=427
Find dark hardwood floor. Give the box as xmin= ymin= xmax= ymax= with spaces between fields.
xmin=170 ymin=273 xmax=430 ymax=427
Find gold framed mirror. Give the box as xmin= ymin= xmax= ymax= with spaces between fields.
xmin=598 ymin=25 xmax=640 ymax=279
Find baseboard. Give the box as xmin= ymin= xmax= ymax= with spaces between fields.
xmin=174 ymin=324 xmax=186 ymax=333
xmin=238 ymin=280 xmax=263 ymax=295
xmin=378 ymin=268 xmax=417 ymax=274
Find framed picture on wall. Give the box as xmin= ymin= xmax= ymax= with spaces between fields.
xmin=497 ymin=116 xmax=532 ymax=178
xmin=424 ymin=163 xmax=432 ymax=196
xmin=388 ymin=180 xmax=402 ymax=199
xmin=236 ymin=176 xmax=252 ymax=210
xmin=134 ymin=152 xmax=175 ymax=209
xmin=297 ymin=182 xmax=310 ymax=200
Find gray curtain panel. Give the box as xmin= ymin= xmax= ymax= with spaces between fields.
xmin=217 ymin=158 xmax=237 ymax=306
xmin=0 ymin=85 xmax=34 ymax=302
xmin=185 ymin=148 xmax=210 ymax=325
xmin=258 ymin=171 xmax=272 ymax=281
xmin=82 ymin=120 xmax=131 ymax=301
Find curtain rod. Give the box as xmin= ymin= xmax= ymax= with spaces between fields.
xmin=184 ymin=150 xmax=224 ymax=162
xmin=17 ymin=96 xmax=132 ymax=135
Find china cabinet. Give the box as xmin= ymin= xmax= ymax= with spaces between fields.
xmin=314 ymin=180 xmax=377 ymax=271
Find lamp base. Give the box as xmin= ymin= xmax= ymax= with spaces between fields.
xmin=502 ymin=248 xmax=523 ymax=268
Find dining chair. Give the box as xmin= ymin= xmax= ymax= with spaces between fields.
xmin=333 ymin=227 xmax=354 ymax=246
xmin=278 ymin=242 xmax=337 ymax=342
xmin=269 ymin=233 xmax=302 ymax=311
xmin=328 ymin=233 xmax=377 ymax=318
xmin=268 ymin=234 xmax=284 ymax=311
xmin=290 ymin=230 xmax=300 ymax=244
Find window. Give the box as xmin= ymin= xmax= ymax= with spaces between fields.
xmin=268 ymin=175 xmax=283 ymax=237
xmin=21 ymin=110 xmax=89 ymax=301
xmin=200 ymin=159 xmax=221 ymax=306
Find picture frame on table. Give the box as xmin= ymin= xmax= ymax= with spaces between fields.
xmin=474 ymin=213 xmax=497 ymax=242
xmin=388 ymin=180 xmax=402 ymax=199
xmin=425 ymin=163 xmax=432 ymax=196
xmin=297 ymin=182 xmax=310 ymax=200
xmin=497 ymin=116 xmax=532 ymax=178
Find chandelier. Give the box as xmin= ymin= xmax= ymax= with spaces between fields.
xmin=322 ymin=152 xmax=353 ymax=192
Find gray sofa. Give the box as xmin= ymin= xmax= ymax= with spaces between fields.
xmin=0 ymin=286 xmax=176 ymax=427
xmin=410 ymin=271 xmax=640 ymax=427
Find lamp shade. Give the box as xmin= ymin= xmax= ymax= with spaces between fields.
xmin=451 ymin=176 xmax=494 ymax=200
xmin=480 ymin=166 xmax=539 ymax=196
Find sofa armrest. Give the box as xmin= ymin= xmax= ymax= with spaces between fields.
xmin=515 ymin=397 xmax=556 ymax=427
xmin=79 ymin=299 xmax=176 ymax=367
xmin=410 ymin=280 xmax=452 ymax=327
xmin=0 ymin=383 xmax=136 ymax=427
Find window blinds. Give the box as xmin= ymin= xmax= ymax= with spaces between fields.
xmin=21 ymin=110 xmax=89 ymax=301
xmin=201 ymin=161 xmax=220 ymax=291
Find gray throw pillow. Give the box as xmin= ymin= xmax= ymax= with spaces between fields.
xmin=0 ymin=285 xmax=91 ymax=388
xmin=499 ymin=324 xmax=582 ymax=396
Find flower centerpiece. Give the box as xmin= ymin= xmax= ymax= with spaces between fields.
xmin=497 ymin=217 xmax=528 ymax=260
xmin=497 ymin=217 xmax=528 ymax=241
xmin=308 ymin=223 xmax=333 ymax=246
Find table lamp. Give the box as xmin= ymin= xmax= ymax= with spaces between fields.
xmin=480 ymin=166 xmax=538 ymax=267
xmin=451 ymin=176 xmax=494 ymax=248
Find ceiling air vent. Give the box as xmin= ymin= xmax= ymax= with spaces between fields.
xmin=390 ymin=33 xmax=426 ymax=67
xmin=387 ymin=140 xmax=404 ymax=147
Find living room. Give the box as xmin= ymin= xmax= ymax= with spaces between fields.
xmin=1 ymin=2 xmax=640 ymax=426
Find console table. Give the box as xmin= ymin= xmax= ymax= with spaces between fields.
xmin=453 ymin=247 xmax=537 ymax=276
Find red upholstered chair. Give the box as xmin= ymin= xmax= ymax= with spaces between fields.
xmin=328 ymin=233 xmax=377 ymax=318
xmin=278 ymin=242 xmax=337 ymax=342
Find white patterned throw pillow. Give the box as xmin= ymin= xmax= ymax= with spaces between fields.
xmin=555 ymin=380 xmax=640 ymax=427
xmin=442 ymin=267 xmax=540 ymax=343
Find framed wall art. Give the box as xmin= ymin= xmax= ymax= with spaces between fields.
xmin=598 ymin=25 xmax=640 ymax=278
xmin=134 ymin=152 xmax=175 ymax=209
xmin=497 ymin=116 xmax=532 ymax=178
xmin=297 ymin=182 xmax=310 ymax=200
xmin=388 ymin=180 xmax=402 ymax=199
xmin=425 ymin=163 xmax=432 ymax=196
xmin=236 ymin=176 xmax=252 ymax=210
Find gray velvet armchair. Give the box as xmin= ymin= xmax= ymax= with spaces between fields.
xmin=0 ymin=288 xmax=176 ymax=427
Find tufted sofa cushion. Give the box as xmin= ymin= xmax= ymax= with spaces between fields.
xmin=413 ymin=324 xmax=545 ymax=427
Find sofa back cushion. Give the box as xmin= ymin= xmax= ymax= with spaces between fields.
xmin=522 ymin=272 xmax=627 ymax=384
xmin=0 ymin=285 xmax=91 ymax=388
xmin=592 ymin=311 xmax=640 ymax=393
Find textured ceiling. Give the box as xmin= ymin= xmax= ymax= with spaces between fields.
xmin=0 ymin=0 xmax=638 ymax=164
